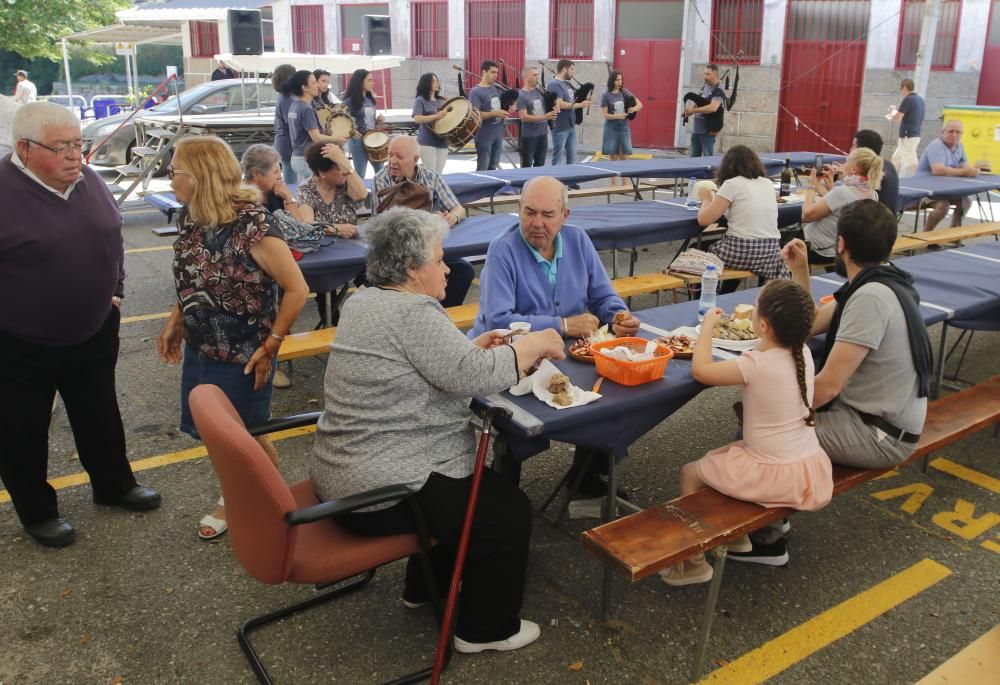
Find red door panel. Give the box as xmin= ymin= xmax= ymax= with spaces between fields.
xmin=776 ymin=0 xmax=869 ymax=153
xmin=980 ymin=1 xmax=1000 ymax=105
xmin=612 ymin=39 xmax=680 ymax=149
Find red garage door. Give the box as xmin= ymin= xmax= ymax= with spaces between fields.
xmin=465 ymin=0 xmax=525 ymax=90
xmin=775 ymin=0 xmax=870 ymax=153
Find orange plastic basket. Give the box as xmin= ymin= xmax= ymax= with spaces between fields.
xmin=590 ymin=337 xmax=674 ymax=386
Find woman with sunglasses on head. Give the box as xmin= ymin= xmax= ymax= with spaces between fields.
xmin=157 ymin=136 xmax=308 ymax=541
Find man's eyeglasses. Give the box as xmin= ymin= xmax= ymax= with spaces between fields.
xmin=166 ymin=165 xmax=191 ymax=180
xmin=26 ymin=139 xmax=84 ymax=158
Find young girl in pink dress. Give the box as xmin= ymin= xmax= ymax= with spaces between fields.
xmin=660 ymin=279 xmax=833 ymax=586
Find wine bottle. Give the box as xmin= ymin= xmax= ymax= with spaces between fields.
xmin=780 ymin=156 xmax=792 ymax=197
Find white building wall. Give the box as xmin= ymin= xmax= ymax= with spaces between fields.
xmin=525 ymin=0 xmax=550 ymax=60
xmin=593 ymin=0 xmax=614 ymax=62
xmin=760 ymin=0 xmax=785 ymax=66
xmin=955 ymin=0 xmax=991 ymax=72
xmin=271 ymin=0 xmax=293 ymax=52
xmin=448 ymin=0 xmax=466 ymax=59
xmin=866 ymin=0 xmax=899 ymax=69
xmin=390 ymin=0 xmax=411 ymax=57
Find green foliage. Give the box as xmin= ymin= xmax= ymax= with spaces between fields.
xmin=0 ymin=0 xmax=130 ymax=60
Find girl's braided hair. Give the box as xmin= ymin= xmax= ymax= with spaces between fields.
xmin=755 ymin=279 xmax=817 ymax=426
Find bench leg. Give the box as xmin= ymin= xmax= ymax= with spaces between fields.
xmin=690 ymin=547 xmax=728 ymax=683
xmin=932 ymin=324 xmax=949 ymax=400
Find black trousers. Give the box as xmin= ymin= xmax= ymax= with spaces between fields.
xmin=520 ymin=135 xmax=548 ymax=168
xmin=339 ymin=469 xmax=532 ymax=643
xmin=442 ymin=259 xmax=475 ymax=309
xmin=0 ymin=309 xmax=136 ymax=526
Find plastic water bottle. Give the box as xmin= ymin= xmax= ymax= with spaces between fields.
xmin=686 ymin=177 xmax=699 ymax=206
xmin=698 ymin=265 xmax=718 ymax=322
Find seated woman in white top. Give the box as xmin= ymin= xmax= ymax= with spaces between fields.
xmin=697 ymin=145 xmax=787 ymax=294
xmin=802 ymin=147 xmax=882 ymax=265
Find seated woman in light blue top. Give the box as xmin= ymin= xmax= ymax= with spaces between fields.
xmin=469 ymin=176 xmax=640 ymax=340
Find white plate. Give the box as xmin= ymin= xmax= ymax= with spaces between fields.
xmin=696 ymin=325 xmax=760 ymax=352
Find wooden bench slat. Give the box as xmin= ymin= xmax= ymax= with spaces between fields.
xmin=892 ymin=235 xmax=925 ymax=253
xmin=610 ymin=274 xmax=686 ymax=298
xmin=905 ymin=222 xmax=1000 ymax=244
xmin=582 ymin=376 xmax=1000 ymax=582
xmin=670 ymin=269 xmax=756 ymax=284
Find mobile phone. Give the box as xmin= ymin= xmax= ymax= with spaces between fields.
xmin=815 ymin=154 xmax=824 ymax=171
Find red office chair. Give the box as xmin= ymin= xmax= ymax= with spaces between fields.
xmin=189 ymin=384 xmax=441 ymax=684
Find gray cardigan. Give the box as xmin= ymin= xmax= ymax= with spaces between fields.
xmin=310 ymin=286 xmax=519 ymax=505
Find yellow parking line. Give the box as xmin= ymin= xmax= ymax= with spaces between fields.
xmin=701 ymin=558 xmax=952 ymax=684
xmin=125 ymin=246 xmax=173 ymax=254
xmin=121 ymin=312 xmax=171 ymax=324
xmin=0 ymin=425 xmax=317 ymax=504
xmin=930 ymin=458 xmax=1000 ymax=495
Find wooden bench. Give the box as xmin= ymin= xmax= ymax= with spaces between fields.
xmin=581 ymin=375 xmax=1000 ymax=681
xmin=277 ymin=275 xmax=688 ymax=362
xmin=669 ymin=268 xmax=757 ymax=289
xmin=915 ymin=623 xmax=1000 ymax=684
xmin=893 ymin=235 xmax=926 ymax=254
xmin=905 ymin=222 xmax=1000 ymax=245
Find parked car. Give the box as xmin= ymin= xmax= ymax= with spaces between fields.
xmin=81 ymin=79 xmax=279 ymax=171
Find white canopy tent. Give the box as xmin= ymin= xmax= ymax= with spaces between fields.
xmin=213 ymin=53 xmax=403 ymax=75
xmin=62 ymin=23 xmax=185 ymax=111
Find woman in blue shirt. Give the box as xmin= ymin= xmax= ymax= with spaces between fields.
xmin=411 ymin=73 xmax=449 ymax=175
xmin=343 ymin=69 xmax=384 ymax=177
xmin=600 ymin=70 xmax=642 ymax=176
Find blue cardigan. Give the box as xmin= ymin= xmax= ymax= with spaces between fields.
xmin=468 ymin=224 xmax=626 ymax=338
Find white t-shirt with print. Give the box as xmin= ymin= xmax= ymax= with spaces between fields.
xmin=716 ymin=176 xmax=780 ymax=240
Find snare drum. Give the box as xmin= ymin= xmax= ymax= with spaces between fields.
xmin=317 ymin=105 xmax=355 ymax=140
xmin=432 ymin=97 xmax=481 ymax=150
xmin=362 ymin=129 xmax=390 ymax=163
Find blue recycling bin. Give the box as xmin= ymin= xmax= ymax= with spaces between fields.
xmin=92 ymin=98 xmax=118 ymax=119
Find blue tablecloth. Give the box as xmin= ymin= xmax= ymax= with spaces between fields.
xmin=465 ymin=164 xmax=619 ymax=188
xmin=760 ymin=152 xmax=848 ymax=168
xmin=419 ymin=173 xmax=508 ymax=203
xmin=587 ymin=158 xmax=719 ymax=180
xmin=475 ymin=245 xmax=1000 ymax=458
xmin=899 ymin=173 xmax=1000 ymax=200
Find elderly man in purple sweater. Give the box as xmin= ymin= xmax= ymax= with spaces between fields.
xmin=0 ymin=102 xmax=160 ymax=548
xmin=470 ymin=176 xmax=639 ymax=513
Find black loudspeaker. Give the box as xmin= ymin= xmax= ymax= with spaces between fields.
xmin=229 ymin=9 xmax=263 ymax=55
xmin=363 ymin=15 xmax=391 ymax=55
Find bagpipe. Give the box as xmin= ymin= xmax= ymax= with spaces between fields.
xmin=536 ymin=66 xmax=560 ymax=130
xmin=451 ymin=63 xmax=519 ymax=111
xmin=605 ymin=63 xmax=639 ymax=122
xmin=539 ymin=62 xmax=593 ymax=125
xmin=681 ymin=55 xmax=741 ymax=134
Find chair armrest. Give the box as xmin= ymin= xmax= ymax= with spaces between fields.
xmin=285 ymin=484 xmax=415 ymax=526
xmin=246 ymin=411 xmax=322 ymax=437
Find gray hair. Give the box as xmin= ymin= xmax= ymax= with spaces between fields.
xmin=12 ymin=102 xmax=81 ymax=144
xmin=365 ymin=207 xmax=449 ymax=287
xmin=240 ymin=144 xmax=281 ymax=180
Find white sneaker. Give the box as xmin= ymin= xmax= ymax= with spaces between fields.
xmin=453 ymin=620 xmax=541 ymax=654
xmin=658 ymin=559 xmax=714 ymax=586
xmin=729 ymin=535 xmax=752 ymax=553
xmin=272 ymin=368 xmax=291 ymax=389
xmin=567 ymin=498 xmax=603 ymax=520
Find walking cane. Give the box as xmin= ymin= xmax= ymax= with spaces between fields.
xmin=430 ymin=407 xmax=507 ymax=684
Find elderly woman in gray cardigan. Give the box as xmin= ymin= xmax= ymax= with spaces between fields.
xmin=310 ymin=207 xmax=564 ymax=654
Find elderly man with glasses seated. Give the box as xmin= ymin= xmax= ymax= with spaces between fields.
xmin=0 ymin=102 xmax=160 ymax=548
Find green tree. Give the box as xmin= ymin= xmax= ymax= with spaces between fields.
xmin=0 ymin=0 xmax=130 ymax=61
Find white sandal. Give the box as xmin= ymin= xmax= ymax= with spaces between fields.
xmin=198 ymin=496 xmax=227 ymax=540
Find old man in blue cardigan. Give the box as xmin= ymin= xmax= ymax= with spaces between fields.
xmin=470 ymin=175 xmax=639 ymax=513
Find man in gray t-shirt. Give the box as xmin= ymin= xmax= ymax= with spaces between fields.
xmin=783 ymin=200 xmax=928 ymax=469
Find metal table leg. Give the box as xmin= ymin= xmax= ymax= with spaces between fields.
xmin=933 ymin=322 xmax=949 ymax=400
xmin=690 ymin=547 xmax=728 ymax=683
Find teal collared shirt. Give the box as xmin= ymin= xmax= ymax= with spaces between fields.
xmin=523 ymin=233 xmax=563 ymax=287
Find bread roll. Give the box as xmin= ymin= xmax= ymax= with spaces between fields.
xmin=733 ymin=304 xmax=754 ymax=320
xmin=547 ymin=373 xmax=571 ymax=395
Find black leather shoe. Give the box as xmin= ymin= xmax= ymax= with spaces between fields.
xmin=94 ymin=485 xmax=161 ymax=512
xmin=24 ymin=518 xmax=76 ymax=547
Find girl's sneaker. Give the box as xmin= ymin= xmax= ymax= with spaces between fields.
xmin=729 ymin=535 xmax=752 ymax=553
xmin=659 ymin=557 xmax=714 ymax=586
xmin=728 ymin=537 xmax=790 ymax=566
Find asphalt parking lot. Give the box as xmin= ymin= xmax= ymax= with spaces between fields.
xmin=1 ymin=173 xmax=997 ymax=685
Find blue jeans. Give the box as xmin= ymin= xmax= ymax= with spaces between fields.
xmin=475 ymin=136 xmax=503 ymax=171
xmin=550 ymin=127 xmax=577 ymax=166
xmin=690 ymin=132 xmax=716 ymax=157
xmin=520 ymin=134 xmax=548 ymax=167
xmin=442 ymin=259 xmax=475 ymax=308
xmin=281 ymin=157 xmax=297 ymax=184
xmin=349 ymin=137 xmax=384 ymax=177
